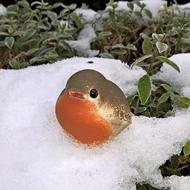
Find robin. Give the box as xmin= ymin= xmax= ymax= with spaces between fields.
xmin=55 ymin=69 xmax=132 ymax=145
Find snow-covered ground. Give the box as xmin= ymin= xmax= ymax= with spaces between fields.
xmin=0 ymin=55 xmax=190 ymax=190
xmin=1 ymin=1 xmax=190 ymax=190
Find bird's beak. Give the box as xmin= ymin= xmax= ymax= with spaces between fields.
xmin=68 ymin=91 xmax=85 ymax=99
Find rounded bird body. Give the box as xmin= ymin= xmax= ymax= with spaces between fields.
xmin=55 ymin=69 xmax=131 ymax=145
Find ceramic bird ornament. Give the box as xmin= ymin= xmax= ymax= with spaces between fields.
xmin=55 ymin=69 xmax=132 ymax=145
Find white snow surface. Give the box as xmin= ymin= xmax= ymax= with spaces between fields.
xmin=0 ymin=4 xmax=6 ymax=15
xmin=67 ymin=24 xmax=98 ymax=57
xmin=74 ymin=8 xmax=98 ymax=23
xmin=168 ymin=176 xmax=190 ymax=190
xmin=155 ymin=53 xmax=190 ymax=97
xmin=0 ymin=56 xmax=190 ymax=190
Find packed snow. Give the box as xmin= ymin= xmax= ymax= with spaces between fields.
xmin=0 ymin=55 xmax=190 ymax=190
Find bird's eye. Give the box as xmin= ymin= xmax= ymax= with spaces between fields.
xmin=89 ymin=89 xmax=98 ymax=98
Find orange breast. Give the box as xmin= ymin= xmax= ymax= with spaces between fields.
xmin=55 ymin=93 xmax=113 ymax=145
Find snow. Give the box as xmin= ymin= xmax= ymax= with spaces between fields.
xmin=67 ymin=8 xmax=100 ymax=57
xmin=67 ymin=24 xmax=98 ymax=57
xmin=155 ymin=53 xmax=190 ymax=97
xmin=1 ymin=55 xmax=190 ymax=190
xmin=0 ymin=4 xmax=6 ymax=15
xmin=168 ymin=176 xmax=190 ymax=190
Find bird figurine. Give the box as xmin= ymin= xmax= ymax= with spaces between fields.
xmin=55 ymin=69 xmax=132 ymax=145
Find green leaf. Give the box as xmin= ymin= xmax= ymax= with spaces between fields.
xmin=4 ymin=37 xmax=15 ymax=49
xmin=17 ymin=0 xmax=31 ymax=9
xmin=140 ymin=33 xmax=149 ymax=39
xmin=158 ymin=92 xmax=170 ymax=105
xmin=71 ymin=13 xmax=82 ymax=29
xmin=42 ymin=11 xmax=57 ymax=22
xmin=52 ymin=2 xmax=67 ymax=9
xmin=134 ymin=11 xmax=142 ymax=18
xmin=108 ymin=0 xmax=118 ymax=9
xmin=9 ymin=59 xmax=26 ymax=69
xmin=170 ymin=155 xmax=179 ymax=169
xmin=156 ymin=41 xmax=168 ymax=53
xmin=8 ymin=28 xmax=14 ymax=35
xmin=161 ymin=84 xmax=172 ymax=92
xmin=175 ymin=95 xmax=190 ymax=106
xmin=25 ymin=48 xmax=39 ymax=56
xmin=138 ymin=74 xmax=152 ymax=105
xmin=127 ymin=94 xmax=138 ymax=105
xmin=6 ymin=4 xmax=18 ymax=12
xmin=156 ymin=56 xmax=180 ymax=72
xmin=111 ymin=48 xmax=126 ymax=55
xmin=127 ymin=2 xmax=134 ymax=10
xmin=112 ymin=44 xmax=125 ymax=49
xmin=22 ymin=30 xmax=36 ymax=41
xmin=131 ymin=54 xmax=152 ymax=67
xmin=144 ymin=8 xmax=152 ymax=18
xmin=126 ymin=43 xmax=137 ymax=51
xmin=45 ymin=51 xmax=59 ymax=62
xmin=135 ymin=1 xmax=146 ymax=10
xmin=136 ymin=106 xmax=147 ymax=114
xmin=0 ymin=32 xmax=9 ymax=36
xmin=142 ymin=37 xmax=152 ymax=55
xmin=98 ymin=31 xmax=112 ymax=39
xmin=183 ymin=141 xmax=190 ymax=156
xmin=100 ymin=53 xmax=114 ymax=59
xmin=152 ymin=33 xmax=164 ymax=41
xmin=111 ymin=43 xmax=137 ymax=51
xmin=29 ymin=56 xmax=47 ymax=65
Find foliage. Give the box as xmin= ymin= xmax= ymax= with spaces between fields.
xmin=136 ymin=183 xmax=160 ymax=190
xmin=129 ymin=79 xmax=190 ymax=117
xmin=92 ymin=1 xmax=190 ymax=75
xmin=0 ymin=0 xmax=83 ymax=69
xmin=160 ymin=153 xmax=190 ymax=177
xmin=138 ymin=74 xmax=152 ymax=105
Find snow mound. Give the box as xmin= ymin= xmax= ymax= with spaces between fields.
xmin=67 ymin=24 xmax=98 ymax=57
xmin=155 ymin=53 xmax=190 ymax=97
xmin=0 ymin=56 xmax=190 ymax=190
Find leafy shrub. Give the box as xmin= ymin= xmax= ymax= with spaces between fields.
xmin=92 ymin=0 xmax=190 ymax=75
xmin=0 ymin=0 xmax=83 ymax=69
